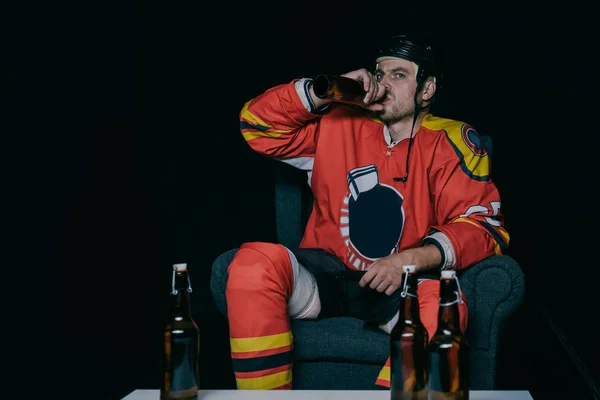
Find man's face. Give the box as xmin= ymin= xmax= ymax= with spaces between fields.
xmin=374 ymin=57 xmax=419 ymax=123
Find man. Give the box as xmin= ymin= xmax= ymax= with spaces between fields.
xmin=214 ymin=34 xmax=509 ymax=390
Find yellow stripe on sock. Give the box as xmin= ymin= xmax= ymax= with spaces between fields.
xmin=377 ymin=365 xmax=390 ymax=382
xmin=230 ymin=332 xmax=292 ymax=353
xmin=236 ymin=369 xmax=292 ymax=390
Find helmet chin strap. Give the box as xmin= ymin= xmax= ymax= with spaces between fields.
xmin=393 ymin=81 xmax=424 ymax=183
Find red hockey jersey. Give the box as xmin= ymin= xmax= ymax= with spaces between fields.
xmin=239 ymin=79 xmax=509 ymax=271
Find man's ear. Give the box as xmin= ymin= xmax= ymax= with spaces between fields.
xmin=421 ymin=78 xmax=437 ymax=102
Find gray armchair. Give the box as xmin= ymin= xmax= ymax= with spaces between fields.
xmin=210 ymin=135 xmax=525 ymax=390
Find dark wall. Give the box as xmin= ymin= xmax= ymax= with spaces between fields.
xmin=6 ymin=0 xmax=598 ymax=398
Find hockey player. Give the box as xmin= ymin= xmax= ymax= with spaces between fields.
xmin=213 ymin=33 xmax=510 ymax=390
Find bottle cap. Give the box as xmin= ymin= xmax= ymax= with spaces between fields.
xmin=402 ymin=265 xmax=416 ymax=273
xmin=173 ymin=263 xmax=187 ymax=271
xmin=441 ymin=270 xmax=456 ymax=279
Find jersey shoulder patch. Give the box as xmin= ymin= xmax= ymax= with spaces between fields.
xmin=421 ymin=114 xmax=491 ymax=181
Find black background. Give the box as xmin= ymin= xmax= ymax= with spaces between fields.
xmin=4 ymin=0 xmax=598 ymax=398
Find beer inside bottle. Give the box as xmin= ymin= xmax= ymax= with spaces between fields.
xmin=428 ymin=270 xmax=468 ymax=400
xmin=312 ymin=74 xmax=366 ymax=105
xmin=161 ymin=263 xmax=200 ymax=400
xmin=390 ymin=265 xmax=428 ymax=400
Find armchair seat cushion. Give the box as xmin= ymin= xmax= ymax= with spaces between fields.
xmin=291 ymin=317 xmax=388 ymax=365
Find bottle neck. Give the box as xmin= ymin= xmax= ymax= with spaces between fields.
xmin=400 ymin=273 xmax=421 ymax=324
xmin=170 ymin=271 xmax=192 ymax=318
xmin=437 ymin=277 xmax=460 ymax=331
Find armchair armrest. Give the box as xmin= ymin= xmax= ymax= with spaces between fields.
xmin=459 ymin=255 xmax=525 ymax=350
xmin=458 ymin=255 xmax=525 ymax=389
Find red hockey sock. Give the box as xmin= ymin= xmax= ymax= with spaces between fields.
xmin=226 ymin=242 xmax=295 ymax=390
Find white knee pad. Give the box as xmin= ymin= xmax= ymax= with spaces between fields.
xmin=286 ymin=249 xmax=321 ymax=319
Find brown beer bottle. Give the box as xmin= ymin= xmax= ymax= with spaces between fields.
xmin=390 ymin=265 xmax=429 ymax=400
xmin=428 ymin=270 xmax=469 ymax=400
xmin=161 ymin=263 xmax=200 ymax=400
xmin=312 ymin=74 xmax=367 ymax=105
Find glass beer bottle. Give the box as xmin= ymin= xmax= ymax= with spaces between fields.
xmin=161 ymin=263 xmax=200 ymax=400
xmin=390 ymin=265 xmax=428 ymax=400
xmin=428 ymin=270 xmax=469 ymax=400
xmin=312 ymin=74 xmax=367 ymax=105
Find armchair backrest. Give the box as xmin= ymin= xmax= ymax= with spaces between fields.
xmin=274 ymin=162 xmax=313 ymax=249
xmin=274 ymin=135 xmax=493 ymax=249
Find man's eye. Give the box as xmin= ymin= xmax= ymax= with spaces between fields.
xmin=395 ymin=73 xmax=405 ymax=79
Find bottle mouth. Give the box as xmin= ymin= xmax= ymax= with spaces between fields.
xmin=173 ymin=263 xmax=187 ymax=272
xmin=312 ymin=74 xmax=331 ymax=99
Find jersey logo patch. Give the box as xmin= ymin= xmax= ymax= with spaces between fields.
xmin=339 ymin=164 xmax=405 ymax=270
xmin=445 ymin=124 xmax=491 ymax=182
xmin=461 ymin=124 xmax=487 ymax=157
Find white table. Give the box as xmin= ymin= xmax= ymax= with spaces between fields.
xmin=123 ymin=389 xmax=534 ymax=399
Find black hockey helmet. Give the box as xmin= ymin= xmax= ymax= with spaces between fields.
xmin=376 ymin=34 xmax=444 ymax=90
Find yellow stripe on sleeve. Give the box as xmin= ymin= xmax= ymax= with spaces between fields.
xmin=242 ymin=130 xmax=286 ymax=141
xmin=497 ymin=226 xmax=510 ymax=245
xmin=452 ymin=217 xmax=481 ymax=228
xmin=240 ymin=101 xmax=272 ymax=129
xmin=240 ymin=101 xmax=293 ymax=141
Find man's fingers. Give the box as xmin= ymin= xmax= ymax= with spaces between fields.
xmin=364 ymin=81 xmax=385 ymax=109
xmin=385 ymin=284 xmax=399 ymax=296
xmin=359 ymin=266 xmax=376 ymax=287
xmin=375 ymin=280 xmax=390 ymax=293
xmin=365 ymin=72 xmax=382 ymax=104
xmin=360 ymin=260 xmax=381 ymax=287
xmin=369 ymin=273 xmax=384 ymax=290
xmin=376 ymin=84 xmax=387 ymax=101
xmin=366 ymin=103 xmax=384 ymax=112
xmin=369 ymin=74 xmax=378 ymax=100
xmin=362 ymin=75 xmax=375 ymax=104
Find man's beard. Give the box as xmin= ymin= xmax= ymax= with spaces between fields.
xmin=377 ymin=102 xmax=415 ymax=123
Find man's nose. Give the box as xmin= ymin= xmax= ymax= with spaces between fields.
xmin=379 ymin=80 xmax=391 ymax=95
xmin=379 ymin=75 xmax=391 ymax=88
